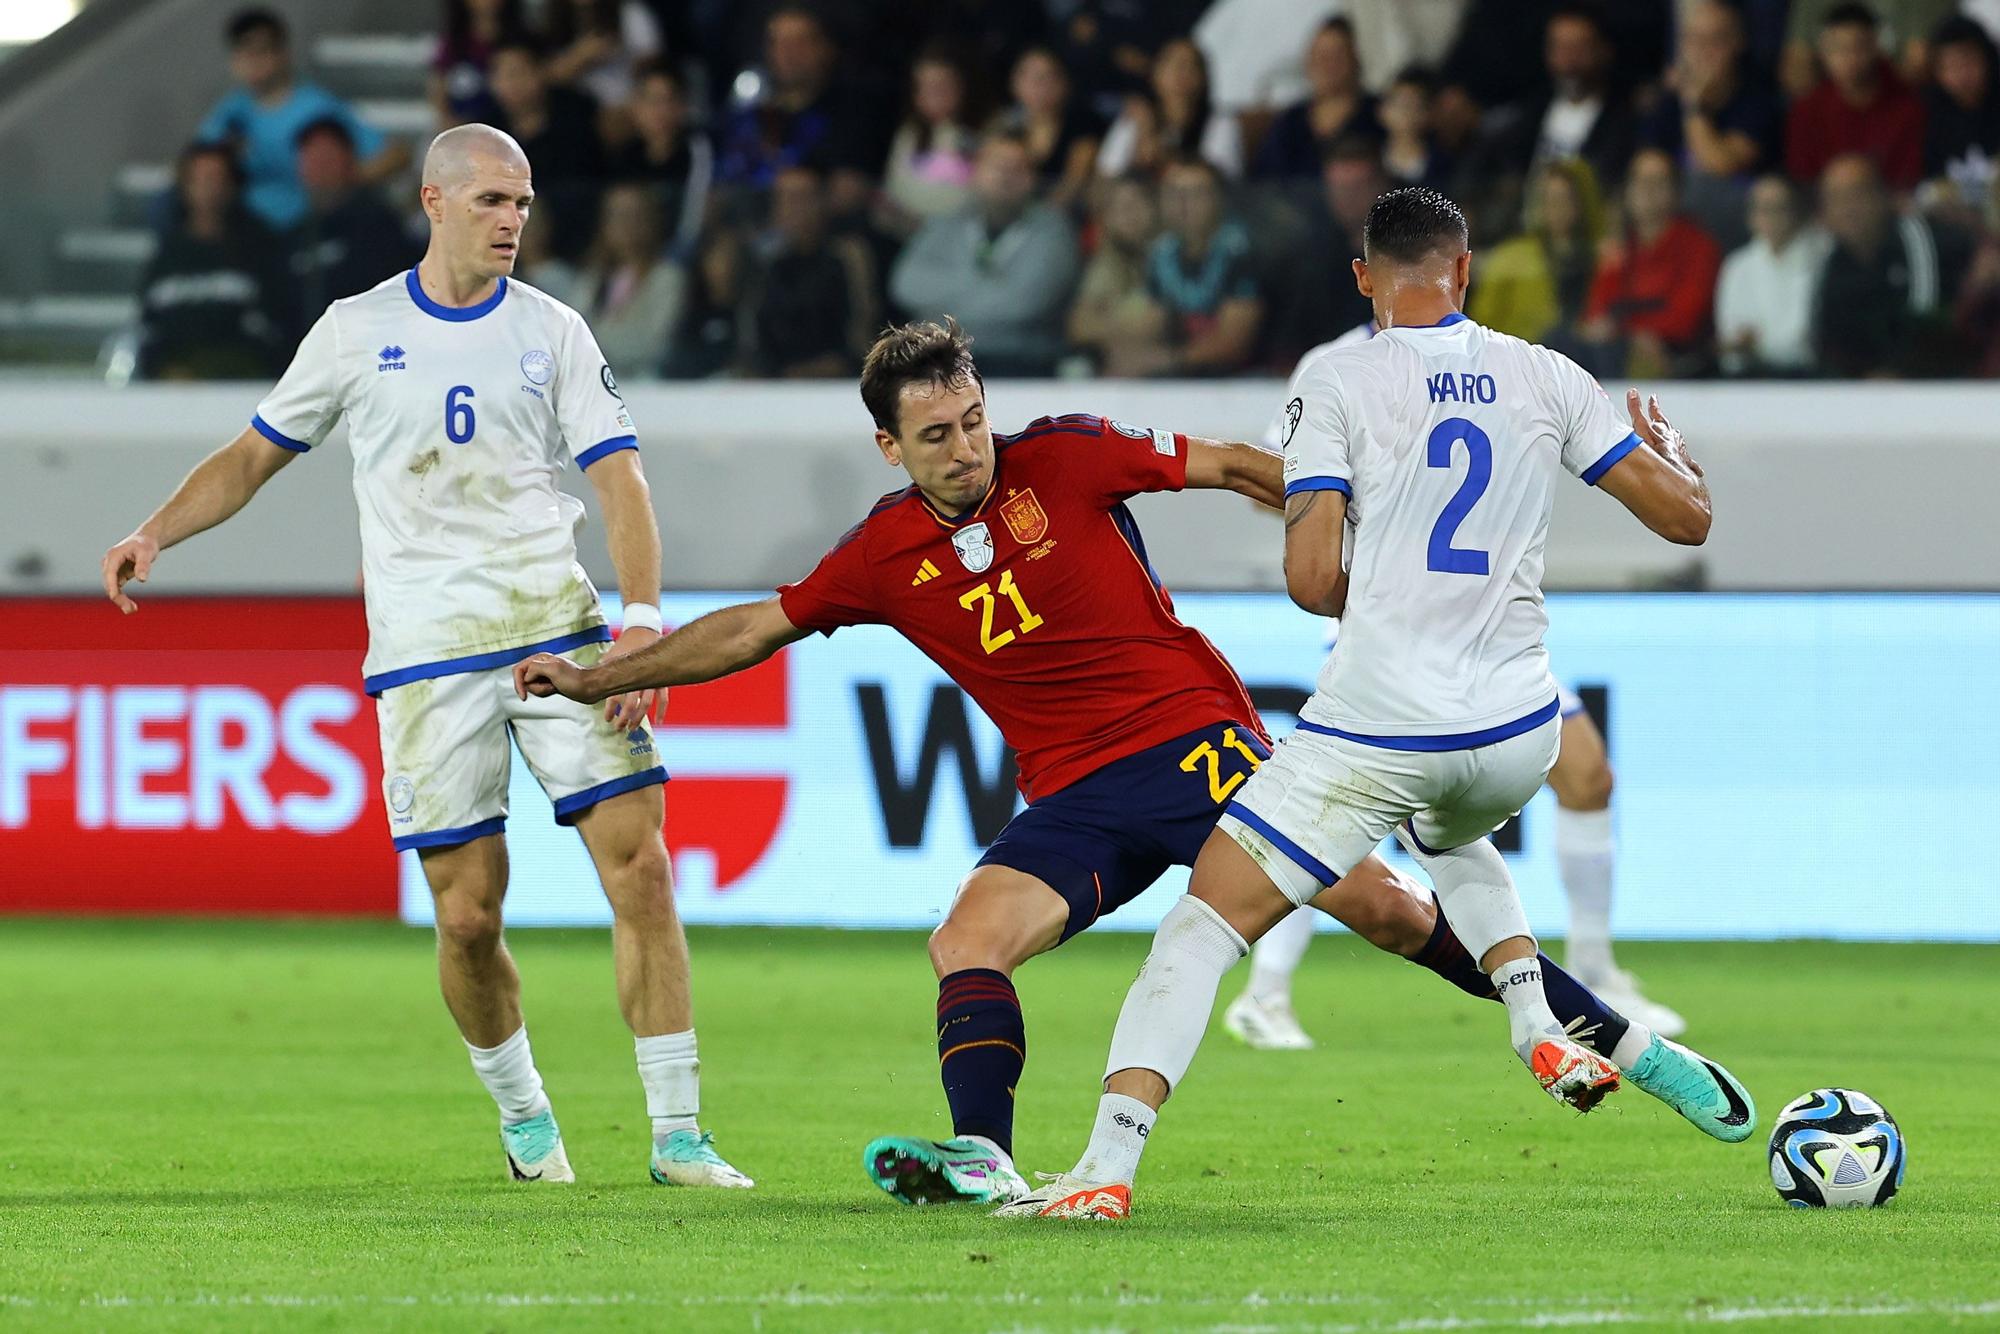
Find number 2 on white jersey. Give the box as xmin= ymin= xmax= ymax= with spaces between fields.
xmin=1425 ymin=416 xmax=1490 ymax=575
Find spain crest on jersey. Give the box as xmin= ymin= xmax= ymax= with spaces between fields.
xmin=952 ymin=522 xmax=995 ymax=572
xmin=999 ymin=488 xmax=1049 ymax=544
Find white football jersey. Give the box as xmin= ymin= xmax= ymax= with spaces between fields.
xmin=252 ymin=269 xmax=638 ymax=691
xmin=1279 ymin=313 xmax=1637 ymax=744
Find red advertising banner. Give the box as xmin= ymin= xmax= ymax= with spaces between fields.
xmin=0 ymin=597 xmax=397 ymax=915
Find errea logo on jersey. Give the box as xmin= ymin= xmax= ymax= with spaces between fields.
xmin=377 ymin=345 xmax=407 ymax=372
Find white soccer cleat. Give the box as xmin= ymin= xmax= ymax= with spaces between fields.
xmin=501 ymin=1109 xmax=575 ymax=1183
xmin=650 ymin=1129 xmax=755 ymax=1188
xmin=992 ymin=1172 xmax=1131 ymax=1220
xmin=1579 ymin=966 xmax=1688 ymax=1039
xmin=1525 ymin=1035 xmax=1621 ymax=1113
xmin=1222 ymin=991 xmax=1316 ymax=1050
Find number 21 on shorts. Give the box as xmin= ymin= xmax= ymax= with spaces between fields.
xmin=1180 ymin=727 xmax=1263 ymax=803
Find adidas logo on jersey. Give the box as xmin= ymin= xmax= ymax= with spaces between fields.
xmin=911 ymin=559 xmax=941 ymax=586
xmin=377 ymin=345 xmax=407 ymax=372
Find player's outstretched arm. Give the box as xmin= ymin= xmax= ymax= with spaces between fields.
xmin=1595 ymin=390 xmax=1712 ymax=546
xmin=1183 ymin=437 xmax=1285 ymax=510
xmin=1282 ymin=487 xmax=1349 ymax=616
xmin=515 ymin=596 xmax=809 ymax=704
xmin=586 ymin=450 xmax=667 ymax=730
xmin=100 ymin=427 xmax=299 ymax=613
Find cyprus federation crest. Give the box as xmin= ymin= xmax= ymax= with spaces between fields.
xmin=952 ymin=522 xmax=995 ymax=573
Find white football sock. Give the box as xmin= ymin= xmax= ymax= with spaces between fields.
xmin=1489 ymin=957 xmax=1565 ymax=1057
xmin=1071 ymin=1093 xmax=1156 ymax=1186
xmin=1609 ymin=1020 xmax=1655 ymax=1070
xmin=1397 ymin=833 xmax=1531 ymax=964
xmin=1556 ymin=806 xmax=1616 ymax=978
xmin=1103 ymin=895 xmax=1248 ymax=1094
xmin=1246 ymin=907 xmax=1316 ymax=1005
xmin=636 ymin=1029 xmax=700 ymax=1141
xmin=466 ymin=1025 xmax=551 ymax=1125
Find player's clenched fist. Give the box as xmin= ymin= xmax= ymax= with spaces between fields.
xmin=515 ymin=652 xmax=596 ymax=703
xmin=102 ymin=532 xmax=160 ymax=614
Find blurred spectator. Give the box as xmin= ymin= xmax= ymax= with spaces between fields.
xmin=1640 ymin=0 xmax=1785 ymax=249
xmin=286 ymin=118 xmax=417 ymax=325
xmin=1781 ymin=0 xmax=1953 ymax=98
xmin=543 ymin=183 xmax=684 ymax=379
xmin=137 ymin=144 xmax=290 ymax=380
xmin=541 ymin=0 xmax=663 ymax=113
xmin=489 ymin=40 xmax=604 ymax=257
xmin=1379 ymin=67 xmax=1454 ymax=191
xmin=994 ymin=47 xmax=1103 ymax=212
xmin=1953 ymin=174 xmax=2000 ymax=374
xmin=195 ymin=8 xmax=407 ymax=232
xmin=1785 ymin=4 xmax=1927 ymax=192
xmin=1053 ymin=0 xmax=1210 ymax=121
xmin=1484 ymin=4 xmax=1640 ymax=193
xmin=715 ymin=6 xmax=885 ymax=218
xmin=1136 ymin=157 xmax=1264 ymax=375
xmin=1435 ymin=0 xmax=1664 ymax=151
xmin=1252 ymin=19 xmax=1380 ymax=181
xmin=1814 ymin=153 xmax=1969 ymax=376
xmin=1193 ymin=0 xmax=1342 ymax=111
xmin=1467 ymin=157 xmax=1604 ymax=344
xmin=890 ymin=132 xmax=1080 ymax=376
xmin=1921 ymin=17 xmax=2000 ymax=209
xmin=432 ymin=0 xmax=532 ymax=129
xmin=1715 ymin=175 xmax=1830 ymax=375
xmin=879 ymin=45 xmax=982 ymax=239
xmin=1579 ymin=147 xmax=1723 ymax=376
xmin=608 ymin=61 xmax=713 ymax=261
xmin=742 ymin=164 xmax=879 ymax=377
xmin=1274 ymin=136 xmax=1386 ymax=355
xmin=1346 ymin=3 xmax=1472 ymax=96
xmin=1066 ymin=173 xmax=1168 ymax=373
xmin=1098 ymin=39 xmax=1244 ymax=180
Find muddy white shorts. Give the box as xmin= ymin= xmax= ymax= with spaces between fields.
xmin=375 ymin=641 xmax=666 ymax=851
xmin=1216 ymin=713 xmax=1561 ymax=906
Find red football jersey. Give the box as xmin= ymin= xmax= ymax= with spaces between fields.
xmin=778 ymin=413 xmax=1266 ymax=801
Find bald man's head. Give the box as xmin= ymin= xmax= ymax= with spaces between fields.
xmin=423 ymin=123 xmax=528 ymax=191
xmin=420 ymin=123 xmax=534 ymax=283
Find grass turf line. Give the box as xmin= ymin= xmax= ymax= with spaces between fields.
xmin=1 ymin=921 xmax=1995 ymax=1332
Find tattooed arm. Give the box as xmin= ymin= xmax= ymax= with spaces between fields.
xmin=1282 ymin=487 xmax=1348 ymax=617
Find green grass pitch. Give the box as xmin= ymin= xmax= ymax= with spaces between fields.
xmin=3 ymin=921 xmax=1996 ymax=1332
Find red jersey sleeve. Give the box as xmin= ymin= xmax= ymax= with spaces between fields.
xmin=1016 ymin=414 xmax=1189 ymax=508
xmin=776 ymin=520 xmax=882 ymax=634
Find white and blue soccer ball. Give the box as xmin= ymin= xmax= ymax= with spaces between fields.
xmin=1768 ymin=1088 xmax=1905 ymax=1208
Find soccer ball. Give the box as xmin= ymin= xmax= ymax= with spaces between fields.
xmin=1767 ymin=1088 xmax=1904 ymax=1208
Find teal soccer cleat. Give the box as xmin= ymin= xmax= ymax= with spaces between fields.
xmin=650 ymin=1129 xmax=755 ymax=1188
xmin=1626 ymin=1035 xmax=1758 ymax=1143
xmin=500 ymin=1109 xmax=575 ymax=1183
xmin=863 ymin=1135 xmax=1028 ymax=1206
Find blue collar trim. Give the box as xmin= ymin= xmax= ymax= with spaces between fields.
xmin=406 ymin=267 xmax=508 ymax=322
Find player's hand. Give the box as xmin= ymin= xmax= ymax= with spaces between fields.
xmin=1626 ymin=388 xmax=1703 ymax=479
xmin=515 ymin=652 xmax=597 ymax=703
xmin=101 ymin=532 xmax=160 ymax=614
xmin=597 ymin=627 xmax=662 ymax=731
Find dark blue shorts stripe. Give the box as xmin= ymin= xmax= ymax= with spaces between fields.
xmin=364 ymin=626 xmax=613 ymax=695
xmin=1223 ymin=801 xmax=1339 ymax=888
xmin=394 ymin=815 xmax=506 ymax=852
xmin=1294 ymin=696 xmax=1561 ymax=752
xmin=552 ymin=767 xmax=668 ymax=824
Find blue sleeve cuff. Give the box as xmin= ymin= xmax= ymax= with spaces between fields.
xmin=250 ymin=414 xmax=311 ymax=452
xmin=1284 ymin=476 xmax=1352 ymax=498
xmin=575 ymin=434 xmax=638 ymax=470
xmin=1581 ymin=432 xmax=1641 ymax=486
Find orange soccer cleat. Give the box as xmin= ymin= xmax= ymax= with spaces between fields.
xmin=992 ymin=1173 xmax=1132 ymax=1220
xmin=1530 ymin=1037 xmax=1622 ymax=1112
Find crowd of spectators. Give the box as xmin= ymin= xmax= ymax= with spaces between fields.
xmin=140 ymin=0 xmax=2000 ymax=382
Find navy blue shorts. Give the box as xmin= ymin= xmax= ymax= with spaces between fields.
xmin=976 ymin=719 xmax=1271 ymax=941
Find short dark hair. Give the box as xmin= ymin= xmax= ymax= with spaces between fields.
xmin=226 ymin=7 xmax=286 ymax=46
xmin=178 ymin=140 xmax=245 ymax=188
xmin=859 ymin=319 xmax=984 ymax=435
xmin=491 ymin=37 xmax=544 ymax=65
xmin=1362 ymin=186 xmax=1469 ymax=263
xmin=632 ymin=57 xmax=684 ymax=95
xmin=1548 ymin=1 xmax=1611 ymax=41
xmin=1321 ymin=130 xmax=1385 ymax=169
xmin=294 ymin=116 xmax=354 ymax=151
xmin=1823 ymin=2 xmax=1880 ymax=32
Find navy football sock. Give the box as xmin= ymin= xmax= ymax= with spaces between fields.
xmin=936 ymin=969 xmax=1026 ymax=1157
xmin=1410 ymin=911 xmax=1631 ymax=1059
